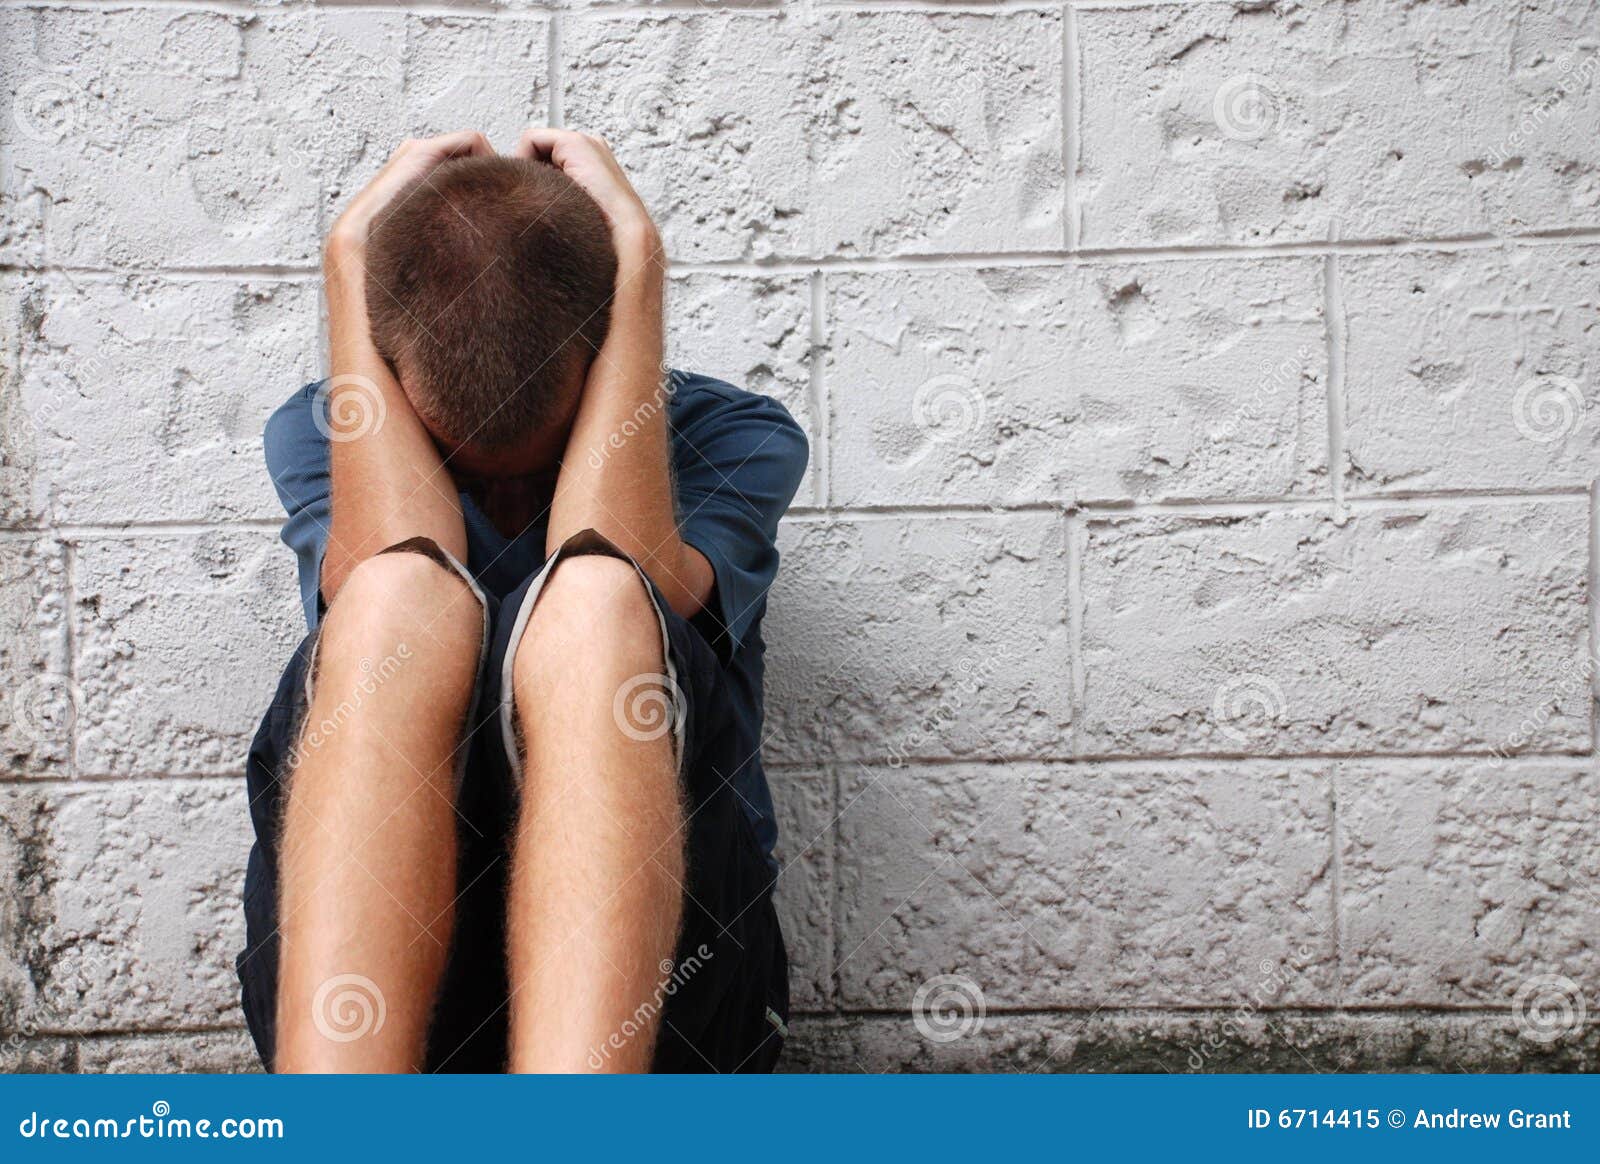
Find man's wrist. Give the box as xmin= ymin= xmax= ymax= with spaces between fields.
xmin=324 ymin=219 xmax=362 ymax=253
xmin=613 ymin=218 xmax=664 ymax=278
xmin=324 ymin=236 xmax=371 ymax=317
xmin=323 ymin=229 xmax=368 ymax=282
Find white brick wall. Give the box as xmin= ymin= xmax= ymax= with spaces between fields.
xmin=2 ymin=0 xmax=1598 ymax=1072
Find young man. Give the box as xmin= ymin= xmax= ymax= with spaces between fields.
xmin=235 ymin=130 xmax=808 ymax=1073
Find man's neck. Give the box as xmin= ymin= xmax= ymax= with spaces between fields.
xmin=458 ymin=471 xmax=559 ymax=540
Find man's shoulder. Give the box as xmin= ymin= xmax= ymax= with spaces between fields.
xmin=666 ymin=371 xmax=810 ymax=508
xmin=264 ymin=381 xmax=329 ymax=477
xmin=668 ymin=369 xmax=757 ymax=408
xmin=667 ymin=371 xmax=806 ymax=440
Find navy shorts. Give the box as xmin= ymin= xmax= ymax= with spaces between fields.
xmin=236 ymin=532 xmax=789 ymax=1072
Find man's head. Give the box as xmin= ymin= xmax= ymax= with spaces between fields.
xmin=366 ymin=155 xmax=617 ymax=471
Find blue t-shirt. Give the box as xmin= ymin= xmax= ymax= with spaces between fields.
xmin=263 ymin=371 xmax=809 ymax=862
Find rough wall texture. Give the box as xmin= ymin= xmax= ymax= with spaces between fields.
xmin=2 ymin=0 xmax=1599 ymax=1073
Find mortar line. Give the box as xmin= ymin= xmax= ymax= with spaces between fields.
xmin=1323 ymin=224 xmax=1348 ymax=519
xmin=789 ymin=1004 xmax=1596 ymax=1018
xmin=1328 ymin=766 xmax=1344 ymax=1009
xmin=785 ymin=488 xmax=1592 ymax=519
xmin=809 ymin=270 xmax=829 ymax=506
xmin=828 ymin=762 xmax=843 ymax=1015
xmin=4 ymin=487 xmax=1588 ymax=541
xmin=1589 ymin=479 xmax=1599 ymax=752
xmin=26 ymin=1003 xmax=1593 ymax=1047
xmin=764 ymin=750 xmax=1598 ymax=772
xmin=8 ymin=0 xmax=1095 ymax=16
xmin=0 ymin=772 xmax=249 ymax=790
xmin=0 ymin=265 xmax=323 ymax=280
xmin=1061 ymin=1 xmax=1079 ymax=252
xmin=1063 ymin=508 xmax=1085 ymax=738
xmin=29 ymin=519 xmax=283 ymax=538
xmin=62 ymin=538 xmax=78 ymax=780
xmin=1073 ymin=0 xmax=1246 ymax=8
xmin=621 ymin=229 xmax=1600 ymax=268
xmin=7 ymin=749 xmax=1587 ymax=790
xmin=547 ymin=12 xmax=564 ymax=128
xmin=531 ymin=1 xmax=1069 ymax=15
xmin=9 ymin=228 xmax=1600 ymax=284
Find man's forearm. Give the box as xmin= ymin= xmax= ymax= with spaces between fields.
xmin=322 ymin=245 xmax=467 ymax=600
xmin=546 ymin=245 xmax=712 ymax=617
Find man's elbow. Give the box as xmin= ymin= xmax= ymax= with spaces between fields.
xmin=659 ymin=543 xmax=715 ymax=622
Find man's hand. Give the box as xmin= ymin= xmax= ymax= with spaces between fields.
xmin=320 ymin=132 xmax=491 ymax=601
xmin=328 ymin=131 xmax=493 ymax=260
xmin=513 ymin=128 xmax=662 ymax=272
xmin=523 ymin=128 xmax=715 ymax=619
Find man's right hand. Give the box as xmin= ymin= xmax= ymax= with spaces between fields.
xmin=326 ymin=131 xmax=493 ymax=264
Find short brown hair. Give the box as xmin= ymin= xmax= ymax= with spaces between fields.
xmin=365 ymin=156 xmax=617 ymax=450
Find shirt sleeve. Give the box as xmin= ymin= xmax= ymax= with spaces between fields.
xmin=263 ymin=382 xmax=333 ymax=631
xmin=671 ymin=379 xmax=810 ymax=654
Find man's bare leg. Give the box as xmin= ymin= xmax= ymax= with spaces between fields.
xmin=275 ymin=551 xmax=482 ymax=1072
xmin=506 ymin=555 xmax=685 ymax=1072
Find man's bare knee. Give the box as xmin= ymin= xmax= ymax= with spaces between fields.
xmin=321 ymin=549 xmax=482 ymax=663
xmin=292 ymin=551 xmax=482 ymax=790
xmin=513 ymin=555 xmax=662 ymax=698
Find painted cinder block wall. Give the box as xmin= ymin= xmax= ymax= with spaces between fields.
xmin=3 ymin=0 xmax=1599 ymax=1072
